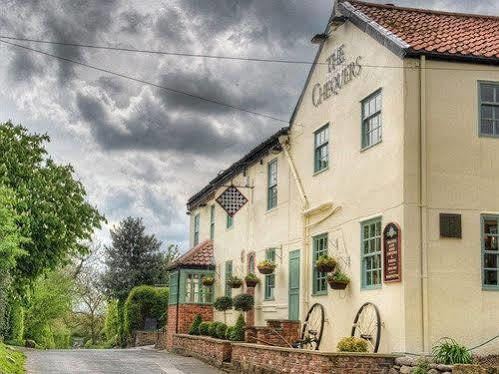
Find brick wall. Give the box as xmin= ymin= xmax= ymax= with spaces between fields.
xmin=246 ymin=319 xmax=300 ymax=348
xmin=165 ymin=304 xmax=213 ymax=349
xmin=231 ymin=343 xmax=398 ymax=374
xmin=172 ymin=334 xmax=232 ymax=368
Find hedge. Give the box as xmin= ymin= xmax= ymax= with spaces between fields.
xmin=123 ymin=285 xmax=169 ymax=339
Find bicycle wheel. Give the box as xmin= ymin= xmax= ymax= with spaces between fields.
xmin=300 ymin=303 xmax=325 ymax=350
xmin=351 ymin=302 xmax=381 ymax=353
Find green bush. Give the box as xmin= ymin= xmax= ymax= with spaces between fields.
xmin=198 ymin=322 xmax=211 ymax=336
xmin=213 ymin=296 xmax=233 ymax=312
xmin=7 ymin=302 xmax=24 ymax=343
xmin=432 ymin=338 xmax=472 ymax=365
xmin=53 ymin=325 xmax=72 ymax=349
xmin=188 ymin=314 xmax=202 ymax=336
xmin=413 ymin=359 xmax=430 ymax=374
xmin=123 ymin=285 xmax=169 ymax=339
xmin=104 ymin=299 xmax=120 ymax=344
xmin=232 ymin=314 xmax=246 ymax=342
xmin=337 ymin=337 xmax=368 ymax=352
xmin=215 ymin=323 xmax=227 ymax=339
xmin=208 ymin=322 xmax=222 ymax=338
xmin=225 ymin=326 xmax=235 ymax=341
xmin=233 ymin=293 xmax=254 ymax=312
xmin=0 ymin=342 xmax=25 ymax=374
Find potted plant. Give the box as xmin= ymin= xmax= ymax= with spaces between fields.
xmin=233 ymin=293 xmax=254 ymax=312
xmin=257 ymin=259 xmax=276 ymax=274
xmin=201 ymin=275 xmax=215 ymax=286
xmin=227 ymin=276 xmax=243 ymax=288
xmin=328 ymin=270 xmax=350 ymax=290
xmin=315 ymin=254 xmax=337 ymax=273
xmin=244 ymin=273 xmax=260 ymax=288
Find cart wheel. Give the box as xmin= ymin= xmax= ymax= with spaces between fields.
xmin=351 ymin=302 xmax=381 ymax=353
xmin=301 ymin=303 xmax=325 ymax=350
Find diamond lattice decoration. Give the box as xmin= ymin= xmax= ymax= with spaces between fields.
xmin=216 ymin=186 xmax=248 ymax=217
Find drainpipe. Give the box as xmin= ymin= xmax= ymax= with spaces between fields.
xmin=419 ymin=55 xmax=430 ymax=353
xmin=278 ymin=135 xmax=311 ymax=317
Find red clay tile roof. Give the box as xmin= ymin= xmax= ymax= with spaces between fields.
xmin=341 ymin=0 xmax=499 ymax=61
xmin=167 ymin=240 xmax=214 ymax=270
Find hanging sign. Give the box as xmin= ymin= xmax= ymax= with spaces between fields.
xmin=383 ymin=222 xmax=402 ymax=283
xmin=216 ymin=186 xmax=248 ymax=217
xmin=312 ymin=44 xmax=362 ymax=107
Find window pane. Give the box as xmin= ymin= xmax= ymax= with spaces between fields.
xmin=482 ymin=105 xmax=493 ymax=119
xmin=484 ymin=219 xmax=498 ymax=234
xmin=481 ymin=84 xmax=495 ymax=102
xmin=363 ymin=240 xmax=369 ymax=254
xmin=375 ymin=94 xmax=382 ymax=111
xmin=482 ymin=119 xmax=494 ymax=135
xmin=366 ymin=271 xmax=372 ymax=286
xmin=484 ymin=270 xmax=498 ymax=285
xmin=484 ymin=254 xmax=498 ymax=268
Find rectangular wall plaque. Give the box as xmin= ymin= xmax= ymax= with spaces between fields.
xmin=383 ymin=222 xmax=402 ymax=283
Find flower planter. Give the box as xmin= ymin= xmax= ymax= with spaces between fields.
xmin=316 ymin=262 xmax=336 ymax=273
xmin=227 ymin=278 xmax=243 ymax=288
xmin=202 ymin=276 xmax=215 ymax=287
xmin=328 ymin=279 xmax=349 ymax=290
xmin=245 ymin=278 xmax=259 ymax=288
xmin=257 ymin=263 xmax=276 ymax=275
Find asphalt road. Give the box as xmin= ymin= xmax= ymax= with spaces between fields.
xmin=24 ymin=346 xmax=223 ymax=374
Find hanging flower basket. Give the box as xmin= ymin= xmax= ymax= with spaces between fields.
xmin=245 ymin=273 xmax=260 ymax=288
xmin=227 ymin=276 xmax=243 ymax=288
xmin=201 ymin=275 xmax=215 ymax=287
xmin=327 ymin=271 xmax=350 ymax=290
xmin=315 ymin=255 xmax=337 ymax=273
xmin=257 ymin=260 xmax=276 ymax=275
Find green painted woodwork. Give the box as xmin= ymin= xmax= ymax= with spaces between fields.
xmin=194 ymin=214 xmax=200 ymax=246
xmin=226 ymin=214 xmax=233 ymax=229
xmin=210 ymin=205 xmax=215 ymax=240
xmin=267 ymin=159 xmax=278 ymax=210
xmin=314 ymin=124 xmax=329 ymax=173
xmin=481 ymin=214 xmax=499 ymax=290
xmin=312 ymin=234 xmax=328 ymax=295
xmin=361 ymin=217 xmax=382 ymax=289
xmin=288 ymin=249 xmax=300 ymax=320
xmin=361 ymin=89 xmax=382 ymax=149
xmin=225 ymin=261 xmax=233 ymax=297
xmin=478 ymin=81 xmax=499 ymax=138
xmin=265 ymin=248 xmax=276 ymax=300
xmin=168 ymin=269 xmax=214 ymax=305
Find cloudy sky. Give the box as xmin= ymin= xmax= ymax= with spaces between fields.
xmin=0 ymin=0 xmax=497 ymax=251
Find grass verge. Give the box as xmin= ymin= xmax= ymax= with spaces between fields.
xmin=0 ymin=342 xmax=25 ymax=374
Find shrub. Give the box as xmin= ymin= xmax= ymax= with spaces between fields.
xmin=337 ymin=337 xmax=368 ymax=352
xmin=208 ymin=322 xmax=222 ymax=338
xmin=232 ymin=314 xmax=246 ymax=342
xmin=188 ymin=314 xmax=202 ymax=336
xmin=225 ymin=326 xmax=235 ymax=341
xmin=198 ymin=322 xmax=211 ymax=336
xmin=123 ymin=285 xmax=169 ymax=339
xmin=233 ymin=293 xmax=254 ymax=312
xmin=213 ymin=296 xmax=233 ymax=312
xmin=216 ymin=323 xmax=227 ymax=339
xmin=413 ymin=359 xmax=430 ymax=374
xmin=432 ymin=338 xmax=472 ymax=365
xmin=7 ymin=302 xmax=24 ymax=343
xmin=104 ymin=300 xmax=120 ymax=343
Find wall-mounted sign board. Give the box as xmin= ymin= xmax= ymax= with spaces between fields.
xmin=383 ymin=222 xmax=401 ymax=283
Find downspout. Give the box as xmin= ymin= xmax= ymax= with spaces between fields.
xmin=175 ymin=269 xmax=181 ymax=333
xmin=419 ymin=55 xmax=430 ymax=353
xmin=278 ymin=135 xmax=311 ymax=316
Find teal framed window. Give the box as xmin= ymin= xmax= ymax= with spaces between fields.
xmin=226 ymin=214 xmax=233 ymax=229
xmin=314 ymin=124 xmax=329 ymax=173
xmin=481 ymin=215 xmax=499 ymax=290
xmin=225 ymin=261 xmax=233 ymax=297
xmin=210 ymin=205 xmax=215 ymax=240
xmin=182 ymin=271 xmax=214 ymax=304
xmin=361 ymin=89 xmax=382 ymax=149
xmin=267 ymin=159 xmax=278 ymax=210
xmin=479 ymin=82 xmax=499 ymax=137
xmin=193 ymin=214 xmax=200 ymax=246
xmin=168 ymin=271 xmax=179 ymax=305
xmin=312 ymin=234 xmax=328 ymax=295
xmin=361 ymin=217 xmax=382 ymax=289
xmin=264 ymin=248 xmax=276 ymax=300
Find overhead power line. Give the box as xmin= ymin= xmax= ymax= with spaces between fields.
xmin=0 ymin=39 xmax=289 ymax=124
xmin=1 ymin=35 xmax=498 ymax=72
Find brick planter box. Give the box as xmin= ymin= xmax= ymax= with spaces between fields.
xmin=231 ymin=342 xmax=399 ymax=374
xmin=172 ymin=334 xmax=232 ymax=368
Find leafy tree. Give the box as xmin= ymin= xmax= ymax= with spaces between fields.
xmin=24 ymin=271 xmax=74 ymax=348
xmin=0 ymin=121 xmax=105 ymax=291
xmin=0 ymin=185 xmax=26 ymax=339
xmin=100 ymin=217 xmax=165 ymax=300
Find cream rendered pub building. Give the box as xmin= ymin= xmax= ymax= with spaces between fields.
xmin=185 ymin=1 xmax=499 ymax=355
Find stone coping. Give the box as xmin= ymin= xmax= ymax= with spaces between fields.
xmin=231 ymin=342 xmax=400 ymax=358
xmin=174 ymin=333 xmax=230 ymax=344
xmin=265 ymin=319 xmax=300 ymax=322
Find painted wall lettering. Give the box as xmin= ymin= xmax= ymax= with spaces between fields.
xmin=312 ymin=44 xmax=362 ymax=107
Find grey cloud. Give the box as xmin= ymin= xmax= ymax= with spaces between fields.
xmin=119 ymin=9 xmax=150 ymax=34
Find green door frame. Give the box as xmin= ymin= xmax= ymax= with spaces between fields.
xmin=288 ymin=249 xmax=300 ymax=321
